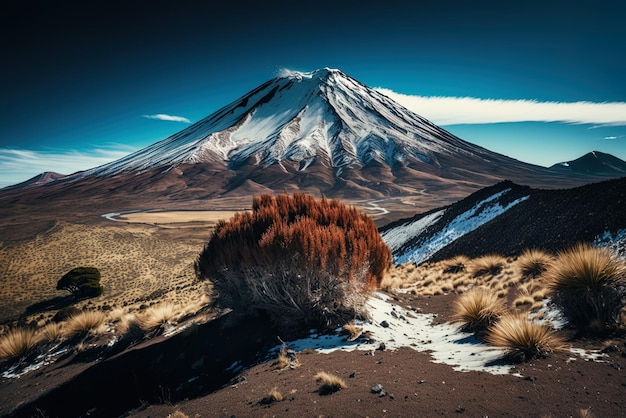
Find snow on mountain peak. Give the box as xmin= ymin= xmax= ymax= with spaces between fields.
xmin=77 ymin=68 xmax=479 ymax=178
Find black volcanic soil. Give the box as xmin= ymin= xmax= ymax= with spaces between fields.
xmin=2 ymin=292 xmax=625 ymax=418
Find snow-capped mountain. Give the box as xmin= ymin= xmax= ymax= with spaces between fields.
xmin=2 ymin=68 xmax=620 ymax=216
xmin=77 ymin=68 xmax=485 ymax=177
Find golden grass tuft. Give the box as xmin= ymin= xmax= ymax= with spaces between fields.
xmin=546 ymin=243 xmax=625 ymax=291
xmin=452 ymin=287 xmax=506 ymax=333
xmin=469 ymin=254 xmax=506 ymax=277
xmin=545 ymin=243 xmax=626 ymax=332
xmin=65 ymin=310 xmax=107 ymax=336
xmin=139 ymin=302 xmax=180 ymax=332
xmin=260 ymin=387 xmax=284 ymax=404
xmin=342 ymin=322 xmax=363 ymax=341
xmin=443 ymin=255 xmax=470 ymax=274
xmin=517 ymin=248 xmax=553 ymax=280
xmin=314 ymin=371 xmax=347 ymax=395
xmin=168 ymin=411 xmax=190 ymax=418
xmin=274 ymin=346 xmax=291 ymax=370
xmin=486 ymin=313 xmax=563 ymax=362
xmin=0 ymin=328 xmax=40 ymax=360
xmin=579 ymin=407 xmax=596 ymax=418
xmin=39 ymin=322 xmax=65 ymax=342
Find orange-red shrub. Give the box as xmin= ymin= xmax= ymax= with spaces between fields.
xmin=195 ymin=193 xmax=391 ymax=331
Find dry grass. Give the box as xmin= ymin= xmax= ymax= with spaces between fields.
xmin=260 ymin=388 xmax=283 ymax=404
xmin=39 ymin=322 xmax=65 ymax=342
xmin=274 ymin=346 xmax=291 ymax=370
xmin=138 ymin=303 xmax=180 ymax=333
xmin=443 ymin=255 xmax=470 ymax=274
xmin=342 ymin=322 xmax=363 ymax=341
xmin=314 ymin=371 xmax=347 ymax=395
xmin=486 ymin=313 xmax=563 ymax=362
xmin=168 ymin=411 xmax=190 ymax=418
xmin=273 ymin=344 xmax=300 ymax=370
xmin=65 ymin=311 xmax=107 ymax=336
xmin=545 ymin=243 xmax=626 ymax=333
xmin=469 ymin=254 xmax=507 ymax=277
xmin=546 ymin=243 xmax=625 ymax=291
xmin=0 ymin=328 xmax=40 ymax=360
xmin=579 ymin=407 xmax=596 ymax=418
xmin=516 ymin=248 xmax=553 ymax=280
xmin=0 ymin=221 xmax=205 ymax=323
xmin=452 ymin=287 xmax=506 ymax=333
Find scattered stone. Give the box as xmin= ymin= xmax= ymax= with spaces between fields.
xmin=391 ymin=311 xmax=398 ymax=318
xmin=524 ymin=376 xmax=537 ymax=382
xmin=455 ymin=406 xmax=466 ymax=413
xmin=349 ymin=371 xmax=356 ymax=378
xmin=380 ymin=320 xmax=390 ymax=328
xmin=389 ymin=393 xmax=395 ymax=400
xmin=418 ymin=380 xmax=426 ymax=384
xmin=378 ymin=342 xmax=386 ymax=351
xmin=371 ymin=384 xmax=384 ymax=394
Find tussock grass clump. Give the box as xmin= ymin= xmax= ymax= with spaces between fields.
xmin=517 ymin=248 xmax=553 ymax=280
xmin=65 ymin=310 xmax=107 ymax=336
xmin=168 ymin=411 xmax=190 ymax=418
xmin=195 ymin=193 xmax=392 ymax=332
xmin=39 ymin=322 xmax=65 ymax=342
xmin=443 ymin=255 xmax=470 ymax=274
xmin=260 ymin=388 xmax=283 ymax=404
xmin=486 ymin=313 xmax=563 ymax=362
xmin=342 ymin=322 xmax=363 ymax=341
xmin=452 ymin=287 xmax=506 ymax=333
xmin=469 ymin=254 xmax=506 ymax=277
xmin=0 ymin=328 xmax=40 ymax=360
xmin=545 ymin=243 xmax=626 ymax=334
xmin=314 ymin=371 xmax=347 ymax=395
xmin=139 ymin=303 xmax=179 ymax=333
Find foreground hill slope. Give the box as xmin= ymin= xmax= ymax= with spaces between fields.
xmin=382 ymin=176 xmax=626 ymax=263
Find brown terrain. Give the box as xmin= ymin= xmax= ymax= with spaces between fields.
xmin=1 ymin=204 xmax=625 ymax=417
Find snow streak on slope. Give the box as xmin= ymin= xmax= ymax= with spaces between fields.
xmin=391 ymin=189 xmax=530 ymax=264
xmin=381 ymin=210 xmax=445 ymax=253
xmin=76 ymin=68 xmax=481 ymax=178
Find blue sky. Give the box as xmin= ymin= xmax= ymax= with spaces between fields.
xmin=1 ymin=0 xmax=625 ymax=187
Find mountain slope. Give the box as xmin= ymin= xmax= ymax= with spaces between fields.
xmin=381 ymin=176 xmax=626 ymax=263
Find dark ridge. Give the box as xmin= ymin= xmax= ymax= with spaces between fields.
xmin=550 ymin=151 xmax=626 ymax=175
xmin=382 ymin=180 xmax=532 ymax=258
xmin=428 ymin=176 xmax=626 ymax=261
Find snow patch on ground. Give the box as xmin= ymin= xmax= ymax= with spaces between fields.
xmin=2 ymin=344 xmax=68 ymax=379
xmin=395 ymin=189 xmax=529 ymax=264
xmin=282 ymin=292 xmax=513 ymax=375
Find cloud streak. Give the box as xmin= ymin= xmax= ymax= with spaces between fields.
xmin=142 ymin=113 xmax=191 ymax=123
xmin=0 ymin=146 xmax=134 ymax=188
xmin=374 ymin=88 xmax=626 ymax=126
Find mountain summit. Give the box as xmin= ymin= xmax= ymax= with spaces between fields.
xmin=2 ymin=68 xmax=619 ymax=215
xmin=79 ymin=68 xmax=486 ymax=177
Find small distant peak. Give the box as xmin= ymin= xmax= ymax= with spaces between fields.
xmin=277 ymin=67 xmax=342 ymax=81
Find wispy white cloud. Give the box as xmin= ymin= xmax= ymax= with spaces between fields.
xmin=374 ymin=88 xmax=626 ymax=126
xmin=603 ymin=135 xmax=625 ymax=140
xmin=142 ymin=113 xmax=191 ymax=123
xmin=0 ymin=145 xmax=134 ymax=188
